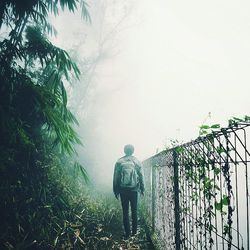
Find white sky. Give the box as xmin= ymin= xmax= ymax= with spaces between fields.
xmin=52 ymin=0 xmax=250 ymax=186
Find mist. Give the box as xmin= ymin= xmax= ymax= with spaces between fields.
xmin=50 ymin=0 xmax=250 ymax=188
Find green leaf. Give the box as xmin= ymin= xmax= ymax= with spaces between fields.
xmin=216 ymin=147 xmax=226 ymax=154
xmin=214 ymin=167 xmax=221 ymax=175
xmin=244 ymin=115 xmax=250 ymax=122
xmin=176 ymin=146 xmax=184 ymax=153
xmin=200 ymin=124 xmax=210 ymax=129
xmin=74 ymin=162 xmax=89 ymax=184
xmin=232 ymin=117 xmax=244 ymax=122
xmin=199 ymin=130 xmax=208 ymax=135
xmin=222 ymin=195 xmax=229 ymax=206
xmin=61 ymin=83 xmax=67 ymax=106
xmin=211 ymin=124 xmax=220 ymax=129
xmin=223 ymin=224 xmax=230 ymax=235
xmin=215 ymin=201 xmax=222 ymax=211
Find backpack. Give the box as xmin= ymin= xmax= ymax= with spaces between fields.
xmin=120 ymin=159 xmax=138 ymax=189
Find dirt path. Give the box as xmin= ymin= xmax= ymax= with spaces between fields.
xmin=111 ymin=221 xmax=154 ymax=250
xmin=82 ymin=193 xmax=155 ymax=249
xmin=55 ymin=192 xmax=155 ymax=249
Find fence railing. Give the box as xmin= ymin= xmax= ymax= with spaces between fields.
xmin=142 ymin=122 xmax=250 ymax=250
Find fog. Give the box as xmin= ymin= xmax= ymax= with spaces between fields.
xmin=51 ymin=0 xmax=250 ymax=188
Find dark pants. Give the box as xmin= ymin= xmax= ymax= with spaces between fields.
xmin=120 ymin=191 xmax=138 ymax=237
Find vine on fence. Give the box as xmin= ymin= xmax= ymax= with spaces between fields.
xmin=142 ymin=116 xmax=250 ymax=249
xmin=175 ymin=116 xmax=250 ymax=249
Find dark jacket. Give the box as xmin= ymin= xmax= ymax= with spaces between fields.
xmin=113 ymin=155 xmax=145 ymax=196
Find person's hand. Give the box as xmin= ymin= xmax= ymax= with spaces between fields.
xmin=115 ymin=194 xmax=119 ymax=200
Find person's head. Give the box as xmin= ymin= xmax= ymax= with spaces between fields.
xmin=124 ymin=144 xmax=134 ymax=156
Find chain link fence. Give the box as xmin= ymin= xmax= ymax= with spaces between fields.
xmin=142 ymin=122 xmax=250 ymax=250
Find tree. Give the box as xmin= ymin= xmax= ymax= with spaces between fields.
xmin=0 ymin=1 xmax=89 ymax=248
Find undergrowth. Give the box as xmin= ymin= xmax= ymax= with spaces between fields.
xmin=1 ymin=154 xmax=152 ymax=250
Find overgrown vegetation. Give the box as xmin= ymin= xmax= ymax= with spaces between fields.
xmin=0 ymin=2 xmax=154 ymax=249
xmin=0 ymin=0 xmax=90 ymax=248
xmin=142 ymin=116 xmax=250 ymax=249
xmin=175 ymin=116 xmax=250 ymax=249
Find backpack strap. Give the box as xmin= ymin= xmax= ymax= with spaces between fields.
xmin=130 ymin=159 xmax=137 ymax=170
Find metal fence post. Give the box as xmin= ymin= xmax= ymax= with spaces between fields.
xmin=152 ymin=165 xmax=156 ymax=231
xmin=173 ymin=149 xmax=181 ymax=250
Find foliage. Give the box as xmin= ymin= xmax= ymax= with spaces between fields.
xmin=176 ymin=116 xmax=250 ymax=249
xmin=1 ymin=149 xmax=150 ymax=249
xmin=0 ymin=1 xmax=155 ymax=249
xmin=0 ymin=0 xmax=91 ymax=248
xmin=51 ymin=191 xmax=148 ymax=250
xmin=145 ymin=116 xmax=250 ymax=249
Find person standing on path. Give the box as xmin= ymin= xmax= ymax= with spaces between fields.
xmin=113 ymin=144 xmax=145 ymax=239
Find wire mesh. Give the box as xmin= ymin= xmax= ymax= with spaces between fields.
xmin=142 ymin=123 xmax=250 ymax=250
